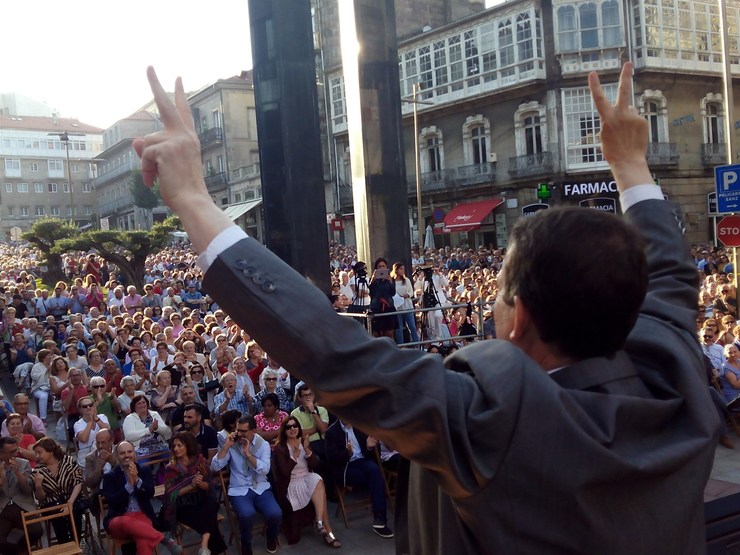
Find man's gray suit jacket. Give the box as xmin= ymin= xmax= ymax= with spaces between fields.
xmin=202 ymin=199 xmax=718 ymax=554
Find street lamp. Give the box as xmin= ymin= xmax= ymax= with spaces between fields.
xmin=48 ymin=131 xmax=84 ymax=222
xmin=402 ymin=84 xmax=433 ymax=248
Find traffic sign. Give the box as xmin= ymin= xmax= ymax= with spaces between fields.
xmin=717 ymin=215 xmax=740 ymax=247
xmin=715 ymin=164 xmax=740 ymax=213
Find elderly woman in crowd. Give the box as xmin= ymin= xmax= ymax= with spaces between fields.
xmin=31 ymin=437 xmax=84 ymax=543
xmin=245 ymin=341 xmax=267 ymax=389
xmin=85 ymin=348 xmax=106 ymax=380
xmin=89 ymin=376 xmax=122 ymax=441
xmin=254 ymin=392 xmax=288 ymax=446
xmin=122 ymin=394 xmax=171 ymax=456
xmin=252 ymin=368 xmax=293 ymax=414
xmin=160 ymin=431 xmax=227 ymax=555
xmin=73 ymin=396 xmax=110 ymax=468
xmin=131 ymin=358 xmax=155 ymax=394
xmin=150 ymin=370 xmax=179 ymax=424
xmin=151 ymin=340 xmax=174 ymax=373
xmin=273 ymin=416 xmax=341 ymax=547
xmin=49 ymin=355 xmax=71 ymax=424
xmin=720 ymin=343 xmax=740 ymax=405
xmin=4 ymin=412 xmax=37 ymax=467
xmin=29 ymin=348 xmax=52 ymax=424
xmin=117 ymin=375 xmax=139 ymax=415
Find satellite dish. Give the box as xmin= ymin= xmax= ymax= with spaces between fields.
xmin=10 ymin=226 xmax=22 ymax=241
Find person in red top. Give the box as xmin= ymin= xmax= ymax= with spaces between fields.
xmin=104 ymin=359 xmax=124 ymax=396
xmin=245 ymin=341 xmax=267 ymax=390
xmin=61 ymin=368 xmax=90 ymax=441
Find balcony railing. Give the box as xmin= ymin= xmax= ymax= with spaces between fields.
xmin=508 ymin=152 xmax=553 ymax=178
xmin=96 ymin=161 xmax=134 ymax=184
xmin=646 ymin=142 xmax=679 ymax=166
xmin=455 ymin=163 xmax=495 ymax=187
xmin=232 ymin=162 xmax=261 ymax=181
xmin=198 ymin=127 xmax=223 ymax=149
xmin=702 ymin=143 xmax=727 ymax=166
xmin=205 ymin=172 xmax=228 ymax=191
xmin=407 ymin=169 xmax=458 ymax=193
xmin=98 ymin=197 xmax=132 ymax=215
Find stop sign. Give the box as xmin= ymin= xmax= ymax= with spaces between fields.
xmin=717 ymin=215 xmax=740 ymax=247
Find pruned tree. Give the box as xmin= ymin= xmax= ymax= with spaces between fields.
xmin=130 ymin=169 xmax=161 ymax=228
xmin=54 ymin=221 xmax=175 ymax=291
xmin=22 ymin=218 xmax=79 ymax=286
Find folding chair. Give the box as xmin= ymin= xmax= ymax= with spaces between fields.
xmin=22 ymin=503 xmax=81 ymax=555
xmin=217 ymin=468 xmax=242 ymax=553
xmin=374 ymin=448 xmax=396 ymax=501
xmin=334 ymin=483 xmax=374 ymax=528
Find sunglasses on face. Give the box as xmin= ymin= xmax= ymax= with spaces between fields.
xmin=284 ymin=424 xmax=299 ymax=430
xmin=265 ymin=377 xmax=277 ymax=381
xmin=80 ymin=403 xmax=94 ymax=409
xmin=92 ymin=385 xmax=105 ymax=389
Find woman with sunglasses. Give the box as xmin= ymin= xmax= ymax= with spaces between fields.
xmin=273 ymin=417 xmax=341 ymax=547
xmin=73 ymin=392 xmax=110 ymax=468
xmin=90 ymin=375 xmax=123 ymax=441
xmin=185 ymin=363 xmax=219 ymax=410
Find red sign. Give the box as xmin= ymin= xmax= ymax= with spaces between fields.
xmin=717 ymin=215 xmax=740 ymax=247
xmin=331 ymin=219 xmax=344 ymax=231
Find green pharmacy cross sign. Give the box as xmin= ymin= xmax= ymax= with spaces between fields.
xmin=536 ymin=183 xmax=552 ymax=201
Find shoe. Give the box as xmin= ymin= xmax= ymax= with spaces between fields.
xmin=266 ymin=535 xmax=278 ymax=554
xmin=720 ymin=435 xmax=735 ymax=449
xmin=323 ymin=531 xmax=342 ymax=548
xmin=197 ymin=548 xmax=211 ymax=555
xmin=372 ymin=524 xmax=394 ymax=538
xmin=160 ymin=533 xmax=182 ymax=555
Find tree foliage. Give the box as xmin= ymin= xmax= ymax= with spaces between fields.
xmin=22 ymin=218 xmax=78 ymax=286
xmin=54 ymin=221 xmax=175 ymax=291
xmin=130 ymin=169 xmax=161 ymax=213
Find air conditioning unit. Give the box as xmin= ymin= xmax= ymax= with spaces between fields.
xmin=489 ymin=152 xmax=497 ymax=163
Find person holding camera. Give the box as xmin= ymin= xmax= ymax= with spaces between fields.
xmin=210 ymin=415 xmax=281 ymax=555
xmin=368 ymin=258 xmax=397 ymax=339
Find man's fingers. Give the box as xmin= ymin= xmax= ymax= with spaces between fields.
xmin=146 ymin=66 xmax=182 ymax=131
xmin=615 ymin=62 xmax=634 ymax=111
xmin=174 ymin=77 xmax=195 ymax=132
xmin=588 ymin=70 xmax=611 ymax=120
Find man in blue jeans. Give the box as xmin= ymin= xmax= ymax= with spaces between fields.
xmin=211 ymin=415 xmax=281 ymax=555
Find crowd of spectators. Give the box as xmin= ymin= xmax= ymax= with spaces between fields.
xmin=1 ymin=236 xmax=735 ymax=553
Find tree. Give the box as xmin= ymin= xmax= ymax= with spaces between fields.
xmin=22 ymin=218 xmax=79 ymax=286
xmin=54 ymin=221 xmax=175 ymax=291
xmin=130 ymin=169 xmax=161 ymax=228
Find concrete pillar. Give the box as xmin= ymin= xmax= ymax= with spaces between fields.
xmin=338 ymin=0 xmax=412 ymax=267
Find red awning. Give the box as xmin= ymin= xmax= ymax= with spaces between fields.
xmin=441 ymin=199 xmax=504 ymax=233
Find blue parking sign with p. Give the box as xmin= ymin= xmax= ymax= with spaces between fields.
xmin=716 ymin=164 xmax=740 ymax=213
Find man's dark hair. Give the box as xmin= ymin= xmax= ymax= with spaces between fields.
xmin=0 ymin=436 xmax=19 ymax=448
xmin=183 ymin=404 xmax=202 ymax=420
xmin=502 ymin=207 xmax=648 ymax=360
xmin=220 ymin=409 xmax=241 ymax=432
xmin=237 ymin=415 xmax=257 ymax=430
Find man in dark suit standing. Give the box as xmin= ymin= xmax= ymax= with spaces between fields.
xmin=134 ymin=62 xmax=718 ymax=554
xmin=102 ymin=441 xmax=171 ymax=555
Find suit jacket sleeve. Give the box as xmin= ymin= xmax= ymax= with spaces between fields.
xmin=201 ymin=200 xmax=714 ymax=499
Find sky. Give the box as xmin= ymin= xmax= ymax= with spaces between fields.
xmin=2 ymin=0 xmax=253 ymax=129
xmin=3 ymin=0 xmax=503 ymax=131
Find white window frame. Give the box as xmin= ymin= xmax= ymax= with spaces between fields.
xmin=34 ymin=183 xmax=43 ymax=193
xmin=50 ymin=206 xmax=60 ymax=216
xmin=35 ymin=206 xmax=45 ymax=217
xmin=701 ymin=93 xmax=724 ymax=144
xmin=462 ymin=115 xmax=491 ymax=166
xmin=5 ymin=183 xmax=12 ymax=193
xmin=420 ymin=126 xmax=445 ymax=173
xmin=638 ymin=90 xmax=669 ymax=143
xmin=48 ymin=183 xmax=58 ymax=193
xmin=82 ymin=182 xmax=92 ymax=193
xmin=555 ymin=0 xmax=624 ymax=53
xmin=514 ymin=101 xmax=548 ymax=156
xmin=30 ymin=163 xmax=39 ymax=172
xmin=562 ymin=83 xmax=617 ymax=170
xmin=17 ymin=182 xmax=28 ymax=193
xmin=4 ymin=158 xmax=21 ymax=177
xmin=20 ymin=206 xmax=29 ymax=217
xmin=7 ymin=207 xmax=13 ymax=217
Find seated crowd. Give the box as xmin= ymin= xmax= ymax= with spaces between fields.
xmin=0 ymin=254 xmax=403 ymax=555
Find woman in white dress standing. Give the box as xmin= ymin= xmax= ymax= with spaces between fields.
xmin=272 ymin=416 xmax=341 ymax=548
